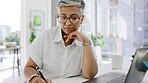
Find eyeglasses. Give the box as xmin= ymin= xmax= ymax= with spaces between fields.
xmin=57 ymin=14 xmax=81 ymax=24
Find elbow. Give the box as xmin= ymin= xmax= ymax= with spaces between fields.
xmin=82 ymin=73 xmax=96 ymax=79
xmin=82 ymin=69 xmax=98 ymax=79
xmin=83 ymin=75 xmax=95 ymax=79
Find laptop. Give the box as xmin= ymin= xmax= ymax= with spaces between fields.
xmin=83 ymin=47 xmax=148 ymax=83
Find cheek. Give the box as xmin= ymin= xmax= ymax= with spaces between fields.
xmin=75 ymin=24 xmax=81 ymax=29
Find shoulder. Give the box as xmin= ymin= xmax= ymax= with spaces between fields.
xmin=41 ymin=27 xmax=58 ymax=34
xmin=39 ymin=27 xmax=59 ymax=37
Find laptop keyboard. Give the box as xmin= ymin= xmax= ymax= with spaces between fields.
xmin=107 ymin=75 xmax=126 ymax=83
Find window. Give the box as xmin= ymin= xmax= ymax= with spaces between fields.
xmin=81 ymin=0 xmax=92 ymax=35
xmin=109 ymin=8 xmax=118 ymax=36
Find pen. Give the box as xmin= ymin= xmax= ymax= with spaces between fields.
xmin=36 ymin=67 xmax=48 ymax=83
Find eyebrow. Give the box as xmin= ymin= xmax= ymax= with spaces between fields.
xmin=60 ymin=14 xmax=80 ymax=16
xmin=71 ymin=14 xmax=79 ymax=16
xmin=60 ymin=14 xmax=66 ymax=15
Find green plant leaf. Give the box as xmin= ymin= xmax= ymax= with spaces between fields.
xmin=99 ymin=41 xmax=105 ymax=47
xmin=29 ymin=32 xmax=36 ymax=43
xmin=90 ymin=33 xmax=105 ymax=47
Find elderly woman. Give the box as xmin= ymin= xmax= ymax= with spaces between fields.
xmin=24 ymin=0 xmax=98 ymax=83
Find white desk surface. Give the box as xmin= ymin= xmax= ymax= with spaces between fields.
xmin=52 ymin=56 xmax=148 ymax=83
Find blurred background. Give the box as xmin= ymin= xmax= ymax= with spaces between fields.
xmin=0 ymin=0 xmax=147 ymax=82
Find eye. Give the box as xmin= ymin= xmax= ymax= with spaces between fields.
xmin=71 ymin=17 xmax=78 ymax=20
xmin=61 ymin=16 xmax=67 ymax=20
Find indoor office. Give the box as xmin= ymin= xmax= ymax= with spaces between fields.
xmin=0 ymin=0 xmax=148 ymax=83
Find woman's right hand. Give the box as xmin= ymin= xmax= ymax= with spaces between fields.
xmin=30 ymin=77 xmax=52 ymax=83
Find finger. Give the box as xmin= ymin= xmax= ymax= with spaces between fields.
xmin=69 ymin=33 xmax=74 ymax=39
xmin=66 ymin=33 xmax=75 ymax=42
xmin=66 ymin=34 xmax=70 ymax=42
xmin=70 ymin=32 xmax=80 ymax=40
xmin=71 ymin=35 xmax=77 ymax=39
xmin=63 ymin=35 xmax=68 ymax=38
xmin=74 ymin=33 xmax=84 ymax=42
xmin=66 ymin=31 xmax=80 ymax=42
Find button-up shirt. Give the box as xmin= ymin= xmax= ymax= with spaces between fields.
xmin=28 ymin=26 xmax=96 ymax=80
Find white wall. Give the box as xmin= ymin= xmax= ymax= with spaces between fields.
xmin=21 ymin=0 xmax=52 ymax=69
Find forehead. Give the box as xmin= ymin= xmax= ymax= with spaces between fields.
xmin=59 ymin=6 xmax=81 ymax=16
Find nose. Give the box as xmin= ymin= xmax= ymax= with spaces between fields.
xmin=65 ymin=18 xmax=72 ymax=25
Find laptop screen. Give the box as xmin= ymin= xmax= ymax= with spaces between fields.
xmin=125 ymin=48 xmax=148 ymax=83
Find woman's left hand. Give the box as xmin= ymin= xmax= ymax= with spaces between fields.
xmin=64 ymin=31 xmax=89 ymax=43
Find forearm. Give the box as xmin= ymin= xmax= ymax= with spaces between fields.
xmin=24 ymin=66 xmax=52 ymax=83
xmin=24 ymin=66 xmax=38 ymax=79
xmin=82 ymin=45 xmax=98 ymax=79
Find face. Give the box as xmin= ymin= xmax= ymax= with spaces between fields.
xmin=59 ymin=6 xmax=84 ymax=34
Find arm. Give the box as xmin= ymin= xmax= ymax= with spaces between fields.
xmin=82 ymin=39 xmax=98 ymax=79
xmin=24 ymin=57 xmax=52 ymax=83
xmin=65 ymin=31 xmax=98 ymax=79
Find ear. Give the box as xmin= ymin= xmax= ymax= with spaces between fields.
xmin=80 ymin=15 xmax=84 ymax=24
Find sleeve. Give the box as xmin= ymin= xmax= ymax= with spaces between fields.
xmin=27 ymin=33 xmax=44 ymax=68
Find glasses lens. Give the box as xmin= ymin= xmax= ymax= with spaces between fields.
xmin=70 ymin=17 xmax=79 ymax=23
xmin=70 ymin=15 xmax=80 ymax=23
xmin=58 ymin=14 xmax=80 ymax=23
xmin=58 ymin=15 xmax=67 ymax=23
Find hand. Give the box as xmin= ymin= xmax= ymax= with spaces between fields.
xmin=46 ymin=79 xmax=52 ymax=83
xmin=64 ymin=31 xmax=89 ymax=43
xmin=30 ymin=77 xmax=52 ymax=83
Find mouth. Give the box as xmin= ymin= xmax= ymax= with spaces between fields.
xmin=64 ymin=27 xmax=75 ymax=31
xmin=64 ymin=28 xmax=75 ymax=31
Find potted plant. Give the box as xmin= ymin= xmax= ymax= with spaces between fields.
xmin=90 ymin=33 xmax=105 ymax=60
xmin=29 ymin=22 xmax=36 ymax=43
xmin=29 ymin=32 xmax=36 ymax=43
xmin=90 ymin=33 xmax=105 ymax=47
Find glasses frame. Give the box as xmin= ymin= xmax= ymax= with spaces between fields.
xmin=57 ymin=15 xmax=81 ymax=24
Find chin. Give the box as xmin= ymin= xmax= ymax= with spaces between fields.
xmin=65 ymin=31 xmax=71 ymax=34
xmin=64 ymin=30 xmax=74 ymax=34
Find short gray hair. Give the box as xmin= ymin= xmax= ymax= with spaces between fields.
xmin=57 ymin=0 xmax=85 ymax=14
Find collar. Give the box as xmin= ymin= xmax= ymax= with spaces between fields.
xmin=53 ymin=26 xmax=83 ymax=47
xmin=53 ymin=27 xmax=62 ymax=43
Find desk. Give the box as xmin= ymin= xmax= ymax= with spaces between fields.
xmin=52 ymin=56 xmax=148 ymax=83
xmin=0 ymin=46 xmax=21 ymax=76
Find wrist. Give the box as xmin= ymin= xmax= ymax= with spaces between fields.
xmin=27 ymin=74 xmax=39 ymax=83
xmin=83 ymin=40 xmax=91 ymax=46
xmin=83 ymin=38 xmax=90 ymax=43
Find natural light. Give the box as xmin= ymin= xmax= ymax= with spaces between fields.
xmin=0 ymin=0 xmax=21 ymax=82
xmin=0 ymin=0 xmax=21 ymax=32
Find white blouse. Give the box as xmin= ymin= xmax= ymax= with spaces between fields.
xmin=28 ymin=26 xmax=96 ymax=80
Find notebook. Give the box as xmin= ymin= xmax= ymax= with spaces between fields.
xmin=83 ymin=47 xmax=148 ymax=83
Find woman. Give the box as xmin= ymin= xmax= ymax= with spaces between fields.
xmin=24 ymin=0 xmax=98 ymax=83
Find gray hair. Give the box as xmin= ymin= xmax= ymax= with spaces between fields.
xmin=57 ymin=0 xmax=85 ymax=14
